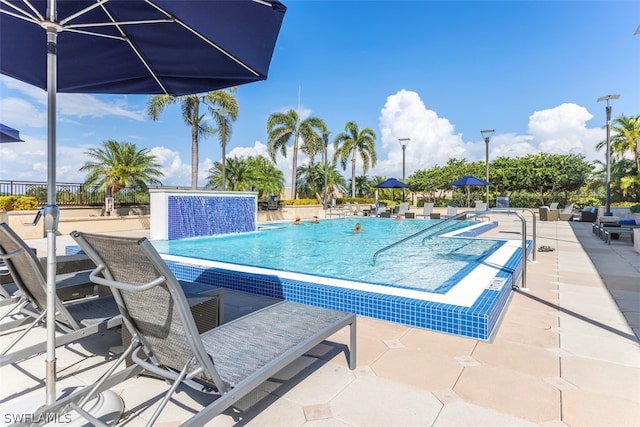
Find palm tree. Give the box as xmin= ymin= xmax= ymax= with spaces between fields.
xmin=80 ymin=140 xmax=163 ymax=209
xmin=267 ymin=109 xmax=327 ymax=199
xmin=246 ymin=155 xmax=285 ymax=199
xmin=296 ymin=163 xmax=324 ymax=199
xmin=147 ymin=89 xmax=238 ymax=189
xmin=611 ymin=114 xmax=640 ymax=172
xmin=205 ymin=155 xmax=285 ymax=198
xmin=354 ymin=175 xmax=372 ymax=198
xmin=333 ymin=121 xmax=377 ymax=198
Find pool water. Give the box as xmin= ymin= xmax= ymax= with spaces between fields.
xmin=152 ymin=217 xmax=504 ymax=294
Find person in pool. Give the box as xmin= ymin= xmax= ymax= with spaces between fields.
xmin=311 ymin=216 xmax=319 ymax=223
xmin=352 ymin=223 xmax=363 ymax=233
xmin=293 ymin=216 xmax=302 ymax=225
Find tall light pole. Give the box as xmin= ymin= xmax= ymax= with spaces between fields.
xmin=480 ymin=129 xmax=494 ymax=205
xmin=323 ymin=131 xmax=331 ymax=209
xmin=597 ymin=94 xmax=620 ymax=216
xmin=398 ymin=138 xmax=410 ymax=200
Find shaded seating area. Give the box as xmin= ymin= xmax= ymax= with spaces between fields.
xmin=0 ymin=223 xmax=121 ymax=367
xmin=61 ymin=231 xmax=357 ymax=426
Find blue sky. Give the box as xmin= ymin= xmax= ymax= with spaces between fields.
xmin=1 ymin=0 xmax=639 ymax=188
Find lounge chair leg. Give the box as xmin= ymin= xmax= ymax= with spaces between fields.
xmin=349 ymin=319 xmax=357 ymax=370
xmin=147 ymin=360 xmax=194 ymax=427
xmin=1 ymin=308 xmax=46 ymax=356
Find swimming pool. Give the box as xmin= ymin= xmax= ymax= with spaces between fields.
xmin=145 ymin=217 xmax=530 ymax=340
xmin=153 ymin=218 xmax=503 ymax=294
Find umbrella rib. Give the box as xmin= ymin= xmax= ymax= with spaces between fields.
xmin=0 ymin=0 xmax=42 ymax=24
xmin=66 ymin=18 xmax=173 ymax=30
xmin=146 ymin=1 xmax=262 ymax=77
xmin=175 ymin=19 xmax=261 ymax=77
xmin=59 ymin=0 xmax=109 ymax=26
xmin=97 ymin=0 xmax=169 ymax=94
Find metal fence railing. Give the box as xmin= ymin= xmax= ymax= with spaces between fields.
xmin=0 ymin=180 xmax=150 ymax=207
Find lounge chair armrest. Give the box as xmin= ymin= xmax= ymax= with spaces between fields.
xmin=0 ymin=247 xmax=25 ymax=261
xmin=89 ymin=264 xmax=166 ymax=292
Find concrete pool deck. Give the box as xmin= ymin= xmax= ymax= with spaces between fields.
xmin=1 ymin=219 xmax=639 ymax=426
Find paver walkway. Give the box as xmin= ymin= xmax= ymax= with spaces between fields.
xmin=0 ymin=220 xmax=638 ymax=426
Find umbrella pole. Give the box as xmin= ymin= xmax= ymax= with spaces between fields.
xmin=45 ymin=14 xmax=59 ymax=405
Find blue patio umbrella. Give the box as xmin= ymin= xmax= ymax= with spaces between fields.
xmin=0 ymin=0 xmax=287 ymax=413
xmin=0 ymin=123 xmax=24 ymax=143
xmin=374 ymin=177 xmax=409 ymax=205
xmin=374 ymin=177 xmax=410 ymax=189
xmin=448 ymin=175 xmax=491 ymax=207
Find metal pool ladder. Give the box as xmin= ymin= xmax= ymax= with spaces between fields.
xmin=370 ymin=209 xmax=534 ymax=289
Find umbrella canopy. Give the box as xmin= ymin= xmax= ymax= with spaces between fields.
xmin=448 ymin=175 xmax=491 ymax=187
xmin=448 ymin=175 xmax=491 ymax=207
xmin=0 ymin=0 xmax=286 ymax=409
xmin=0 ymin=123 xmax=24 ymax=143
xmin=1 ymin=0 xmax=287 ymax=96
xmin=374 ymin=177 xmax=409 ymax=206
xmin=374 ymin=177 xmax=410 ymax=188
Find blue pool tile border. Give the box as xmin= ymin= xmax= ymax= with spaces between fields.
xmin=64 ymin=225 xmax=527 ymax=341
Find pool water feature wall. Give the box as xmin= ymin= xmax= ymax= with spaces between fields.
xmin=150 ymin=189 xmax=257 ymax=240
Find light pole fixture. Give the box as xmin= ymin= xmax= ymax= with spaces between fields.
xmin=597 ymin=94 xmax=620 ymax=216
xmin=480 ymin=129 xmax=494 ymax=205
xmin=398 ymin=138 xmax=410 ymax=200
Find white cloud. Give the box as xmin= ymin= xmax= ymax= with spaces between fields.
xmin=0 ymin=97 xmax=47 ymax=128
xmin=0 ymin=76 xmax=144 ymax=130
xmin=370 ymin=91 xmax=603 ymax=181
xmin=527 ymin=103 xmax=602 ymax=160
xmin=373 ymin=90 xmax=467 ymax=179
xmin=0 ymin=134 xmax=88 ymax=182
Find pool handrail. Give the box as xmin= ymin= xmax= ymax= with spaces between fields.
xmin=371 ymin=212 xmax=470 ymax=266
xmin=371 ymin=209 xmax=531 ymax=289
xmin=490 ymin=207 xmax=537 ymax=262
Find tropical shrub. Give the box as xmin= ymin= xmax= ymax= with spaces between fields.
xmin=0 ymin=196 xmax=38 ymax=211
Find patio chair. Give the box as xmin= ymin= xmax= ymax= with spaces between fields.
xmin=558 ymin=203 xmax=575 ymax=221
xmin=1 ymin=252 xmax=96 ymax=309
xmin=445 ymin=203 xmax=458 ymax=218
xmin=474 ymin=201 xmax=489 ymax=221
xmin=539 ymin=206 xmax=559 ymax=221
xmin=345 ymin=202 xmax=357 ymax=215
xmin=0 ymin=222 xmax=122 ymax=367
xmin=549 ymin=202 xmax=559 ymax=211
xmin=395 ymin=202 xmax=409 ymax=218
xmin=578 ymin=206 xmax=598 ymax=222
xmin=416 ymin=202 xmax=434 ymax=218
xmin=354 ymin=202 xmax=365 ymax=216
xmin=69 ymin=231 xmax=356 ymax=426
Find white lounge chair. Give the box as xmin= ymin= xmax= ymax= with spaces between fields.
xmin=395 ymin=202 xmax=409 ymax=218
xmin=416 ymin=202 xmax=434 ymax=218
